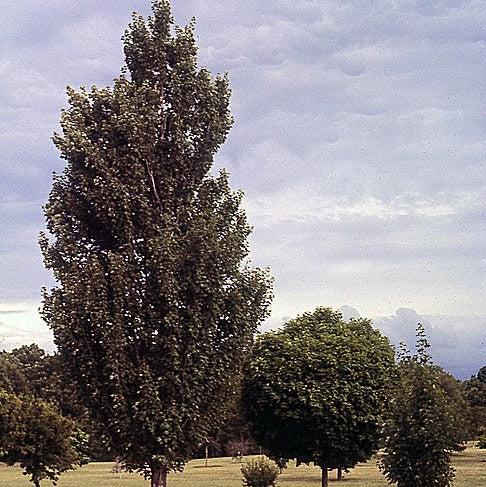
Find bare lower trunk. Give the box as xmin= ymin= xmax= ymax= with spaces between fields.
xmin=33 ymin=480 xmax=41 ymax=487
xmin=151 ymin=466 xmax=168 ymax=487
xmin=321 ymin=466 xmax=328 ymax=487
xmin=337 ymin=467 xmax=343 ymax=480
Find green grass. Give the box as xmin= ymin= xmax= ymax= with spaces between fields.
xmin=1 ymin=446 xmax=484 ymax=487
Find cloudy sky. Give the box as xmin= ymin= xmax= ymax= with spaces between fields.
xmin=1 ymin=0 xmax=485 ymax=378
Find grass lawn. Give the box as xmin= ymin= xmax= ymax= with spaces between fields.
xmin=1 ymin=446 xmax=484 ymax=487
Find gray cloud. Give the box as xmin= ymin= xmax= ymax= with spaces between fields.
xmin=1 ymin=1 xmax=485 ymax=370
xmin=339 ymin=305 xmax=361 ymax=321
xmin=372 ymin=307 xmax=485 ymax=380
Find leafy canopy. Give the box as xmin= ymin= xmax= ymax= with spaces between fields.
xmin=243 ymin=307 xmax=395 ymax=474
xmin=380 ymin=325 xmax=456 ymax=487
xmin=462 ymin=365 xmax=486 ymax=439
xmin=0 ymin=345 xmax=106 ymax=460
xmin=0 ymin=391 xmax=85 ymax=487
xmin=41 ymin=0 xmax=271 ymax=480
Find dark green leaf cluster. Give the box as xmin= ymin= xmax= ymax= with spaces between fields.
xmin=0 ymin=391 xmax=83 ymax=487
xmin=241 ymin=457 xmax=280 ymax=487
xmin=0 ymin=345 xmax=82 ymax=417
xmin=462 ymin=365 xmax=486 ymax=439
xmin=41 ymin=0 xmax=272 ymax=476
xmin=380 ymin=328 xmax=456 ymax=487
xmin=0 ymin=345 xmax=54 ymax=399
xmin=0 ymin=353 xmax=30 ymax=396
xmin=0 ymin=345 xmax=110 ymax=461
xmin=242 ymin=307 xmax=395 ymax=471
xmin=433 ymin=367 xmax=470 ymax=449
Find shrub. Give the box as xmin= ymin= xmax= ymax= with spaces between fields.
xmin=241 ymin=457 xmax=280 ymax=487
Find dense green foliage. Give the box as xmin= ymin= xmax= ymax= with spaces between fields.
xmin=0 ymin=345 xmax=80 ymax=416
xmin=40 ymin=1 xmax=271 ymax=486
xmin=434 ymin=367 xmax=470 ymax=449
xmin=0 ymin=345 xmax=258 ymax=463
xmin=241 ymin=457 xmax=280 ymax=487
xmin=242 ymin=307 xmax=395 ymax=487
xmin=0 ymin=345 xmax=108 ymax=460
xmin=380 ymin=326 xmax=456 ymax=487
xmin=0 ymin=391 xmax=84 ymax=487
xmin=0 ymin=353 xmax=29 ymax=396
xmin=463 ymin=366 xmax=486 ymax=439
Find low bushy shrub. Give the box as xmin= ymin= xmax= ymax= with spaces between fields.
xmin=241 ymin=457 xmax=280 ymax=487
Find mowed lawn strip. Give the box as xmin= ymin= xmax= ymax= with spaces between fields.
xmin=1 ymin=447 xmax=484 ymax=487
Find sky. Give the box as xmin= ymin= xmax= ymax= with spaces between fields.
xmin=0 ymin=0 xmax=485 ymax=379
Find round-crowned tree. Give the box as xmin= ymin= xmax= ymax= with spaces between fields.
xmin=40 ymin=2 xmax=272 ymax=486
xmin=242 ymin=307 xmax=395 ymax=487
xmin=0 ymin=391 xmax=85 ymax=487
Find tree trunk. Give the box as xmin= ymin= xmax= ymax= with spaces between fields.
xmin=151 ymin=466 xmax=168 ymax=487
xmin=321 ymin=466 xmax=328 ymax=487
xmin=337 ymin=467 xmax=343 ymax=480
xmin=205 ymin=444 xmax=209 ymax=467
xmin=33 ymin=480 xmax=41 ymax=487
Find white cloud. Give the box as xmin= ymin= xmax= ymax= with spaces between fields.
xmin=0 ymin=309 xmax=54 ymax=353
xmin=246 ymin=190 xmax=459 ymax=225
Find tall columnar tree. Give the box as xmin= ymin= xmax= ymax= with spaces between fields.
xmin=380 ymin=325 xmax=457 ymax=487
xmin=40 ymin=2 xmax=272 ymax=486
xmin=242 ymin=308 xmax=395 ymax=487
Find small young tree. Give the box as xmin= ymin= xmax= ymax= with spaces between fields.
xmin=0 ymin=391 xmax=85 ymax=487
xmin=380 ymin=325 xmax=456 ymax=487
xmin=242 ymin=307 xmax=395 ymax=487
xmin=40 ymin=2 xmax=271 ymax=486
